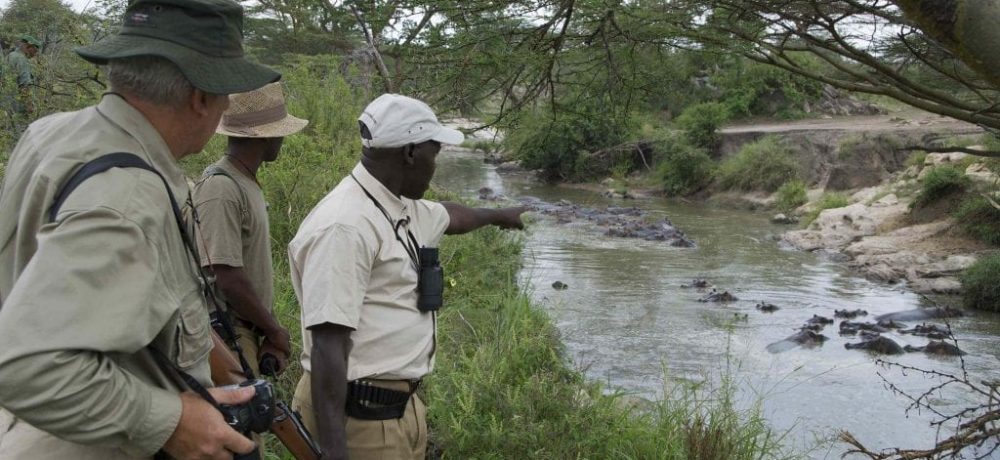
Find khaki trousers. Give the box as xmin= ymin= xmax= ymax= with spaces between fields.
xmin=0 ymin=409 xmax=148 ymax=460
xmin=292 ymin=372 xmax=427 ymax=460
xmin=234 ymin=323 xmax=261 ymax=376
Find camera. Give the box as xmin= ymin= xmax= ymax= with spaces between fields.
xmin=219 ymin=379 xmax=275 ymax=434
xmin=417 ymin=247 xmax=444 ymax=312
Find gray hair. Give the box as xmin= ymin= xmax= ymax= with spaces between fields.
xmin=107 ymin=56 xmax=195 ymax=107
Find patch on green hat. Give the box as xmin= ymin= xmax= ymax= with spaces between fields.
xmin=75 ymin=0 xmax=279 ymax=94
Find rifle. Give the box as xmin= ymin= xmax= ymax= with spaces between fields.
xmin=210 ymin=332 xmax=323 ymax=460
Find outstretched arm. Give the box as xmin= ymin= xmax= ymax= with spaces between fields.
xmin=440 ymin=202 xmax=527 ymax=235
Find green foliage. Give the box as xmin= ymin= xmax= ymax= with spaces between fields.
xmin=803 ymin=193 xmax=850 ymax=226
xmin=913 ymin=165 xmax=970 ymax=208
xmin=906 ymin=150 xmax=928 ymax=168
xmin=652 ymin=133 xmax=715 ymax=196
xmin=954 ymin=196 xmax=1000 ymax=246
xmin=960 ymin=254 xmax=1000 ymax=312
xmin=712 ymin=57 xmax=825 ymax=119
xmin=717 ymin=136 xmax=800 ymax=192
xmin=506 ymin=105 xmax=630 ymax=182
xmin=675 ymin=102 xmax=729 ymax=148
xmin=775 ymin=180 xmax=808 ymax=213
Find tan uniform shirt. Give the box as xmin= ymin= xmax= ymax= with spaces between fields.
xmin=289 ymin=163 xmax=449 ymax=381
xmin=0 ymin=94 xmax=213 ymax=458
xmin=192 ymin=156 xmax=274 ymax=316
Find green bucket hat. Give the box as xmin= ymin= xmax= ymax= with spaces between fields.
xmin=75 ymin=0 xmax=279 ymax=95
xmin=19 ymin=35 xmax=42 ymax=48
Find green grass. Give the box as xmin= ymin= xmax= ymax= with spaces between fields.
xmin=718 ymin=136 xmax=801 ymax=192
xmin=802 ymin=193 xmax=850 ymax=226
xmin=653 ymin=134 xmax=716 ymax=196
xmin=912 ymin=165 xmax=970 ymax=208
xmin=774 ymin=180 xmax=808 ymax=213
xmin=954 ymin=196 xmax=1000 ymax=246
xmin=961 ymin=254 xmax=1000 ymax=312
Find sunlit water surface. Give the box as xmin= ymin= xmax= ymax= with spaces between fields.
xmin=434 ymin=148 xmax=1000 ymax=459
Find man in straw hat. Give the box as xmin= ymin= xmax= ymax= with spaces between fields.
xmin=193 ymin=82 xmax=308 ymax=378
xmin=0 ymin=0 xmax=278 ymax=458
xmin=288 ymin=93 xmax=527 ymax=460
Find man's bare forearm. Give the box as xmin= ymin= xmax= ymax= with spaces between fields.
xmin=211 ymin=264 xmax=282 ymax=334
xmin=441 ymin=202 xmax=527 ymax=235
xmin=311 ymin=323 xmax=352 ymax=460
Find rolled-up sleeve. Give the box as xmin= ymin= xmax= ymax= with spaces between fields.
xmin=0 ymin=205 xmax=181 ymax=456
xmin=293 ymin=224 xmax=373 ymax=331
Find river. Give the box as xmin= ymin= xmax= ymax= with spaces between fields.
xmin=434 ymin=147 xmax=1000 ymax=459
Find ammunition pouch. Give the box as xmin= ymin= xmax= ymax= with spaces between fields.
xmin=344 ymin=380 xmax=416 ymax=420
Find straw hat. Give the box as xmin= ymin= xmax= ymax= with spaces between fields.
xmin=217 ymin=82 xmax=309 ymax=138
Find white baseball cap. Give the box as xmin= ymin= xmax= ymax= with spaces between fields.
xmin=358 ymin=93 xmax=464 ymax=148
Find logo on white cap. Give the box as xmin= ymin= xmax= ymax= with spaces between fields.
xmin=358 ymin=94 xmax=464 ymax=148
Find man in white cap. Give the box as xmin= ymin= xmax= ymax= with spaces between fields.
xmin=288 ymin=93 xmax=527 ymax=460
xmin=193 ymin=81 xmax=308 ymax=377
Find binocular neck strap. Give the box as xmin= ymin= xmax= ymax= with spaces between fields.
xmin=350 ymin=173 xmax=421 ymax=270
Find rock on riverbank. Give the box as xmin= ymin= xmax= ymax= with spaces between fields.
xmin=782 ymin=153 xmax=997 ymax=294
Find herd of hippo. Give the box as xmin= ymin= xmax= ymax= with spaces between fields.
xmin=683 ymin=279 xmax=968 ymax=357
xmin=477 ymin=188 xmax=696 ymax=247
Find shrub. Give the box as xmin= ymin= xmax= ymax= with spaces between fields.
xmin=653 ymin=134 xmax=716 ymax=195
xmin=905 ymin=150 xmax=927 ymax=168
xmin=802 ymin=193 xmax=849 ymax=226
xmin=507 ymin=107 xmax=630 ymax=182
xmin=912 ymin=165 xmax=970 ymax=208
xmin=954 ymin=196 xmax=1000 ymax=246
xmin=775 ymin=180 xmax=808 ymax=213
xmin=960 ymin=254 xmax=1000 ymax=312
xmin=675 ymin=102 xmax=730 ymax=148
xmin=717 ymin=136 xmax=800 ymax=192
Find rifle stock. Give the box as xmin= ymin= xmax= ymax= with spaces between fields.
xmin=210 ymin=331 xmax=323 ymax=460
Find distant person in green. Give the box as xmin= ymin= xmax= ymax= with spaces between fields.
xmin=5 ymin=35 xmax=40 ymax=114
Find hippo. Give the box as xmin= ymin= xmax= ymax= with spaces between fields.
xmin=875 ymin=307 xmax=963 ymax=323
xmin=839 ymin=321 xmax=889 ymax=336
xmin=799 ymin=323 xmax=824 ymax=332
xmin=834 ymin=309 xmax=868 ymax=319
xmin=899 ymin=323 xmax=952 ymax=340
xmin=477 ymin=187 xmax=504 ymax=201
xmin=681 ymin=278 xmax=711 ymax=289
xmin=875 ymin=319 xmax=907 ymax=329
xmin=551 ymin=281 xmax=568 ymax=290
xmin=697 ymin=289 xmax=738 ymax=303
xmin=904 ymin=340 xmax=965 ymax=356
xmin=805 ymin=315 xmax=834 ymax=326
xmin=766 ymin=330 xmax=828 ymax=353
xmin=844 ymin=336 xmax=904 ymax=355
xmin=755 ymin=302 xmax=780 ymax=313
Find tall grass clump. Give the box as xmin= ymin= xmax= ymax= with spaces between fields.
xmin=653 ymin=134 xmax=716 ymax=196
xmin=803 ymin=193 xmax=850 ymax=226
xmin=718 ymin=136 xmax=800 ymax=192
xmin=960 ymin=254 xmax=1000 ymax=312
xmin=912 ymin=165 xmax=970 ymax=208
xmin=954 ymin=196 xmax=1000 ymax=246
xmin=775 ymin=180 xmax=808 ymax=213
xmin=675 ymin=101 xmax=729 ymax=148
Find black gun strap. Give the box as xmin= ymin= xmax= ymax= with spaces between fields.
xmin=47 ymin=153 xmax=251 ymax=402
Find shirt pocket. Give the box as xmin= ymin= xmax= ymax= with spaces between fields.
xmin=173 ymin=287 xmax=212 ymax=370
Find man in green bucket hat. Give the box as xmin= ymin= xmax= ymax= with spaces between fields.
xmin=4 ymin=34 xmax=41 ymax=114
xmin=0 ymin=0 xmax=278 ymax=458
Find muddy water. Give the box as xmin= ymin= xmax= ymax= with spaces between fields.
xmin=434 ymin=148 xmax=1000 ymax=459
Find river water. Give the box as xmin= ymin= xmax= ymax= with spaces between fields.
xmin=434 ymin=147 xmax=1000 ymax=459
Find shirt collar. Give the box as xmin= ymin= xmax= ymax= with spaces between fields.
xmin=351 ymin=162 xmax=408 ymax=219
xmin=95 ymin=93 xmax=187 ymax=189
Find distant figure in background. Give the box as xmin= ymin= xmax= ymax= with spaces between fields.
xmin=4 ymin=35 xmax=40 ymax=114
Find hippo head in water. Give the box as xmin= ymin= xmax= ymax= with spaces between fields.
xmin=844 ymin=335 xmax=904 ymax=355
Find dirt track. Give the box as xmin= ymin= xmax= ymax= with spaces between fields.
xmin=721 ymin=111 xmax=983 ymax=135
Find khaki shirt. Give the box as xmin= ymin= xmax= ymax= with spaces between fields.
xmin=192 ymin=156 xmax=274 ymax=316
xmin=0 ymin=94 xmax=212 ymax=458
xmin=289 ymin=163 xmax=449 ymax=381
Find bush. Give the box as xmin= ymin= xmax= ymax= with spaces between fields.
xmin=774 ymin=180 xmax=808 ymax=213
xmin=913 ymin=165 xmax=970 ymax=208
xmin=960 ymin=254 xmax=1000 ymax=312
xmin=954 ymin=196 xmax=1000 ymax=246
xmin=717 ymin=136 xmax=800 ymax=192
xmin=905 ymin=150 xmax=927 ymax=168
xmin=675 ymin=102 xmax=729 ymax=148
xmin=803 ymin=193 xmax=849 ymax=226
xmin=653 ymin=134 xmax=716 ymax=195
xmin=507 ymin=107 xmax=630 ymax=181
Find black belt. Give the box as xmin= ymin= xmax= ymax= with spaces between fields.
xmin=345 ymin=380 xmax=419 ymax=420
